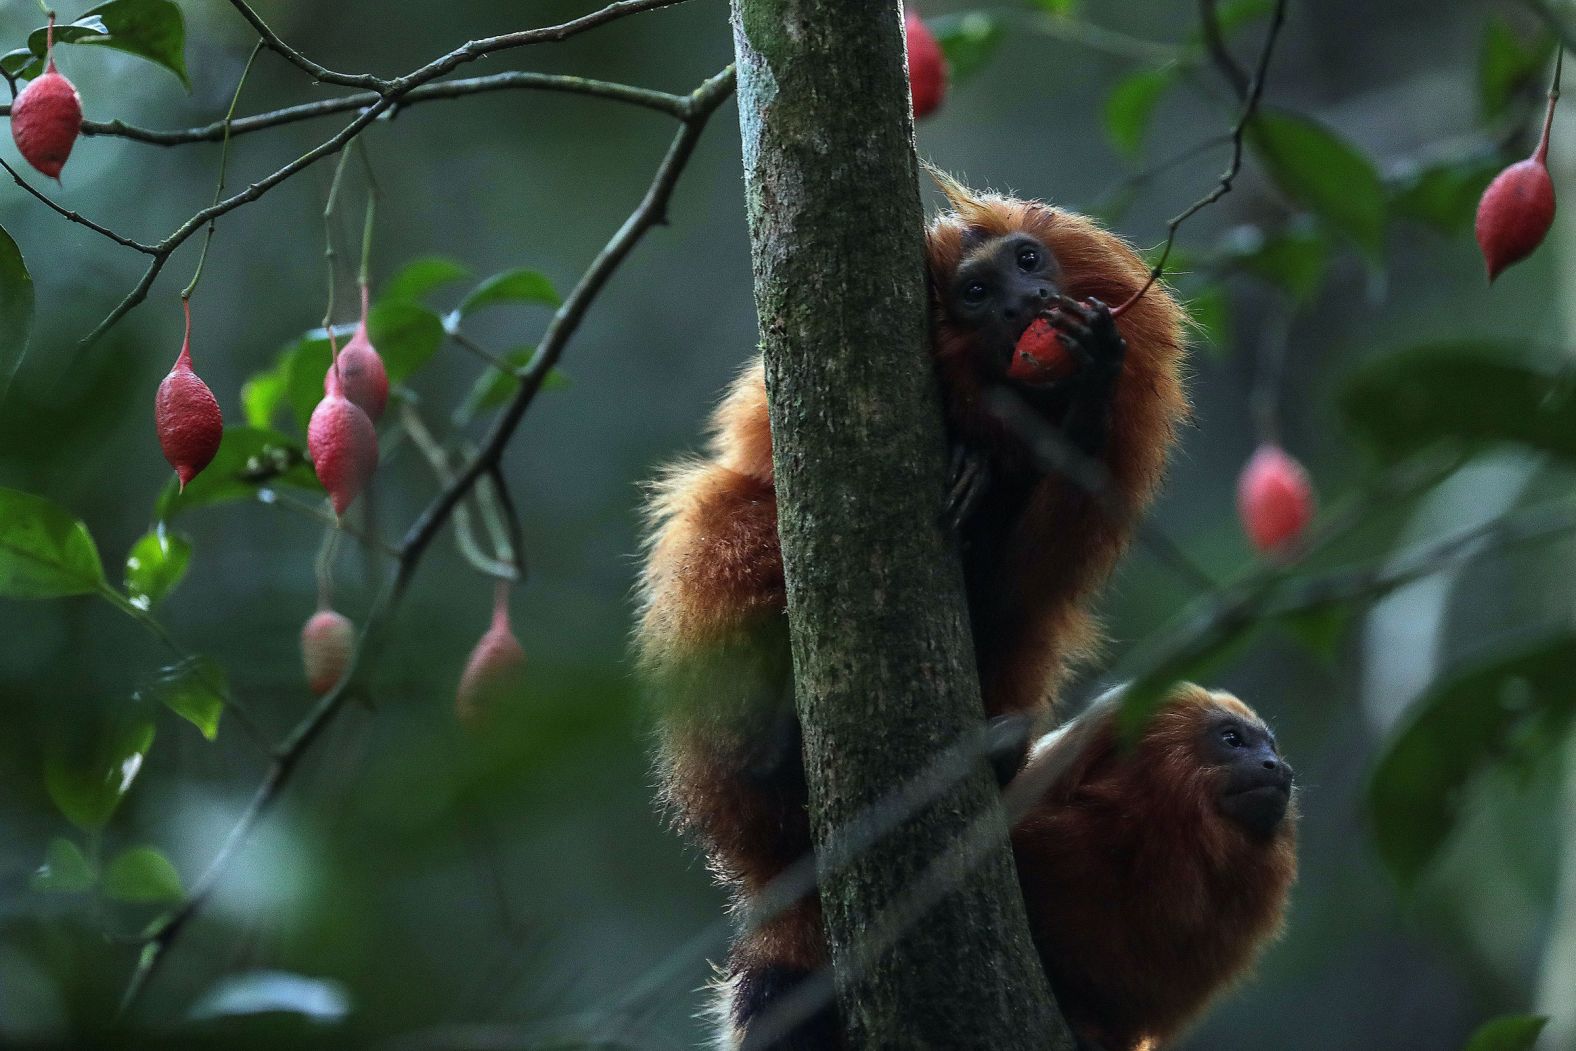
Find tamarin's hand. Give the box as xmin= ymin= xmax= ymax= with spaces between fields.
xmin=1049 ymin=294 xmax=1128 ymax=455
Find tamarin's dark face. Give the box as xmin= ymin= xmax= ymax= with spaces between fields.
xmin=942 ymin=232 xmax=1062 ymax=373
xmin=1202 ymin=707 xmax=1294 ymax=839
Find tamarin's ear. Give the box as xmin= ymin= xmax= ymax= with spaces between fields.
xmin=923 ymin=162 xmax=992 ymax=224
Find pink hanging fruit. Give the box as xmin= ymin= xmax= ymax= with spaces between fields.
xmin=456 ymin=580 xmax=526 ymax=727
xmin=1476 ymin=57 xmax=1561 ymax=282
xmin=1236 ymin=444 xmax=1315 ymax=558
xmin=156 ymin=300 xmax=224 ymax=491
xmin=905 ymin=9 xmax=947 ymax=120
xmin=9 ymin=20 xmax=82 ymax=179
xmin=301 ymin=607 xmax=354 ymax=697
xmin=307 ymin=384 xmax=378 ymax=515
xmin=324 ymin=284 xmax=389 ymax=421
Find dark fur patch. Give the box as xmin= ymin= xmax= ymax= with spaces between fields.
xmin=733 ymin=965 xmax=844 ymax=1051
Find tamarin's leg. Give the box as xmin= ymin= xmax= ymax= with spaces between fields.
xmin=640 ymin=463 xmax=811 ymax=883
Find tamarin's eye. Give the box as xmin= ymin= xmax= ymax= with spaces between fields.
xmin=1220 ymin=728 xmax=1245 ymax=748
xmin=963 ymin=281 xmax=989 ymax=303
xmin=1017 ymin=247 xmax=1040 ymax=271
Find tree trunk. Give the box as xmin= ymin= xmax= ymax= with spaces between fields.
xmin=729 ymin=2 xmax=1070 ymax=1046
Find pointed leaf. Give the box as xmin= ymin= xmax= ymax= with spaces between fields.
xmin=1464 ymin=1015 xmax=1549 ymax=1051
xmin=103 ymin=845 xmax=183 ymax=903
xmin=45 ymin=718 xmax=154 ymax=832
xmin=240 ymin=363 xmax=289 ymax=430
xmin=1218 ymin=220 xmax=1330 ymax=304
xmin=457 ymin=269 xmax=561 ymax=317
xmin=1479 ymin=18 xmax=1555 ymax=122
xmin=0 ymin=224 xmax=35 ymax=408
xmin=124 ymin=528 xmax=191 ymax=611
xmin=32 ymin=837 xmax=95 ymax=893
xmin=1369 ymin=636 xmax=1576 ymax=890
xmin=1388 ymin=156 xmax=1503 ymax=235
xmin=139 ymin=657 xmax=226 ymax=740
xmin=1248 ymin=109 xmax=1385 ymax=262
xmin=0 ymin=488 xmax=106 ymax=599
xmin=383 ymin=256 xmax=470 ymax=303
xmin=27 ymin=0 xmax=190 ymax=89
xmin=458 ymin=346 xmax=572 ymax=417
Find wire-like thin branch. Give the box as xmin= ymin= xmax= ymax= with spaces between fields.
xmin=113 ymin=64 xmax=735 ymax=1020
xmin=0 ymin=158 xmax=157 ymax=252
xmin=16 ymin=72 xmax=690 ymax=147
xmin=1198 ymin=0 xmax=1250 ymax=101
xmin=225 ymin=0 xmax=387 ymax=90
xmin=1113 ymin=0 xmax=1288 ymax=317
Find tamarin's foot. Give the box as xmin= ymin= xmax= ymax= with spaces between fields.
xmin=941 ymin=442 xmax=992 ymax=533
xmin=1052 ymin=295 xmax=1126 ymax=455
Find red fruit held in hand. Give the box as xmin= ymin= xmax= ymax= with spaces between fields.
xmin=457 ymin=581 xmax=526 ymax=728
xmin=156 ymin=301 xmax=224 ymax=492
xmin=1007 ymin=315 xmax=1078 ymax=384
xmin=308 ymin=388 xmax=378 ymax=515
xmin=301 ymin=607 xmax=354 ymax=697
xmin=905 ymin=9 xmax=947 ymax=120
xmin=324 ymin=286 xmax=388 ymax=421
xmin=10 ymin=60 xmax=82 ymax=179
xmin=1237 ymin=444 xmax=1315 ymax=557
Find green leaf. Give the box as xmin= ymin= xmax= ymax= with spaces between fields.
xmin=457 ymin=269 xmax=561 ymax=318
xmin=1117 ymin=603 xmax=1266 ymax=742
xmin=45 ymin=718 xmax=154 ymax=832
xmin=1464 ymin=1015 xmax=1550 ymax=1051
xmin=929 ymin=13 xmax=1003 ymax=84
xmin=1388 ymin=156 xmax=1502 ymax=235
xmin=1189 ymin=0 xmax=1273 ymax=38
xmin=26 ymin=0 xmax=190 ymax=89
xmin=1105 ymin=67 xmax=1174 ymax=158
xmin=1029 ymin=0 xmax=1078 ymax=14
xmin=1479 ymin=18 xmax=1555 ymax=121
xmin=123 ymin=528 xmax=191 ymax=611
xmin=458 ymin=346 xmax=571 ymax=417
xmin=0 ymin=225 xmax=35 ymax=408
xmin=0 ymin=48 xmax=43 ymax=80
xmin=383 ymin=256 xmax=470 ymax=303
xmin=1342 ymin=343 xmax=1576 ymax=464
xmin=1276 ymin=605 xmax=1351 ymax=665
xmin=1248 ymin=109 xmax=1385 ymax=262
xmin=0 ymin=488 xmax=106 ymax=599
xmin=32 ymin=837 xmax=95 ymax=893
xmin=156 ymin=427 xmax=319 ymax=520
xmin=281 ymin=334 xmax=336 ymax=434
xmin=240 ymin=364 xmax=288 ymax=430
xmin=139 ymin=657 xmax=226 ymax=741
xmin=102 ymin=846 xmax=184 ymax=903
xmin=1219 ymin=220 xmax=1330 ymax=304
xmin=368 ymin=301 xmax=444 ymax=383
xmin=1369 ymin=637 xmax=1576 ymax=889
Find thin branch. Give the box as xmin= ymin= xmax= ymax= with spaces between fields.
xmin=1113 ymin=0 xmax=1288 ymax=316
xmin=113 ymin=65 xmax=735 ymax=1019
xmin=1198 ymin=0 xmax=1249 ymax=101
xmin=0 ymin=158 xmax=156 ymax=252
xmin=225 ymin=0 xmax=387 ymax=90
xmin=16 ymin=73 xmax=691 ymax=147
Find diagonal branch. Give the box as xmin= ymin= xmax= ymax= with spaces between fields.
xmin=225 ymin=0 xmax=387 ymax=90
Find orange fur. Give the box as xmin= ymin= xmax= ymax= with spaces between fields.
xmin=1013 ymin=686 xmax=1298 ymax=1050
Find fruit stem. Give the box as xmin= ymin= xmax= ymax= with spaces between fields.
xmin=1536 ymin=47 xmax=1563 ymax=166
xmin=181 ymin=41 xmax=262 ymax=301
xmin=356 ymin=138 xmax=379 ymax=290
xmin=491 ymin=577 xmax=512 ymax=633
xmin=322 ymin=147 xmax=356 ymax=384
xmin=176 ymin=298 xmax=193 ymax=369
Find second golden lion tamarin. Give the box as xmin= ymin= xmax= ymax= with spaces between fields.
xmin=636 ymin=176 xmax=1198 ymax=1044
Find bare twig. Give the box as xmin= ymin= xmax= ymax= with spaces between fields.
xmin=113 ymin=64 xmax=735 ymax=1019
xmin=1198 ymin=0 xmax=1249 ymax=101
xmin=224 ymin=0 xmax=387 ymax=90
xmin=1113 ymin=0 xmax=1288 ymax=317
xmin=0 ymin=158 xmax=156 ymax=252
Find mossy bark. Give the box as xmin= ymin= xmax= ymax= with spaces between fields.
xmin=730 ymin=2 xmax=1071 ymax=1046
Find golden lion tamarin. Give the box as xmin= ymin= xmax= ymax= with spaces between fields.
xmin=636 ymin=179 xmax=1197 ymax=1045
xmin=716 ymin=685 xmax=1299 ymax=1051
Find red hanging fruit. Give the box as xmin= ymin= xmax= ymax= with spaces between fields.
xmin=1237 ymin=444 xmax=1315 ymax=558
xmin=307 ymin=377 xmax=378 ymax=515
xmin=301 ymin=606 xmax=354 ymax=697
xmin=456 ymin=580 xmax=526 ymax=727
xmin=324 ymin=284 xmax=389 ymax=421
xmin=1007 ymin=315 xmax=1078 ymax=384
xmin=9 ymin=20 xmax=82 ymax=179
xmin=905 ymin=9 xmax=947 ymax=120
xmin=1476 ymin=54 xmax=1561 ymax=282
xmin=155 ymin=300 xmax=224 ymax=492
